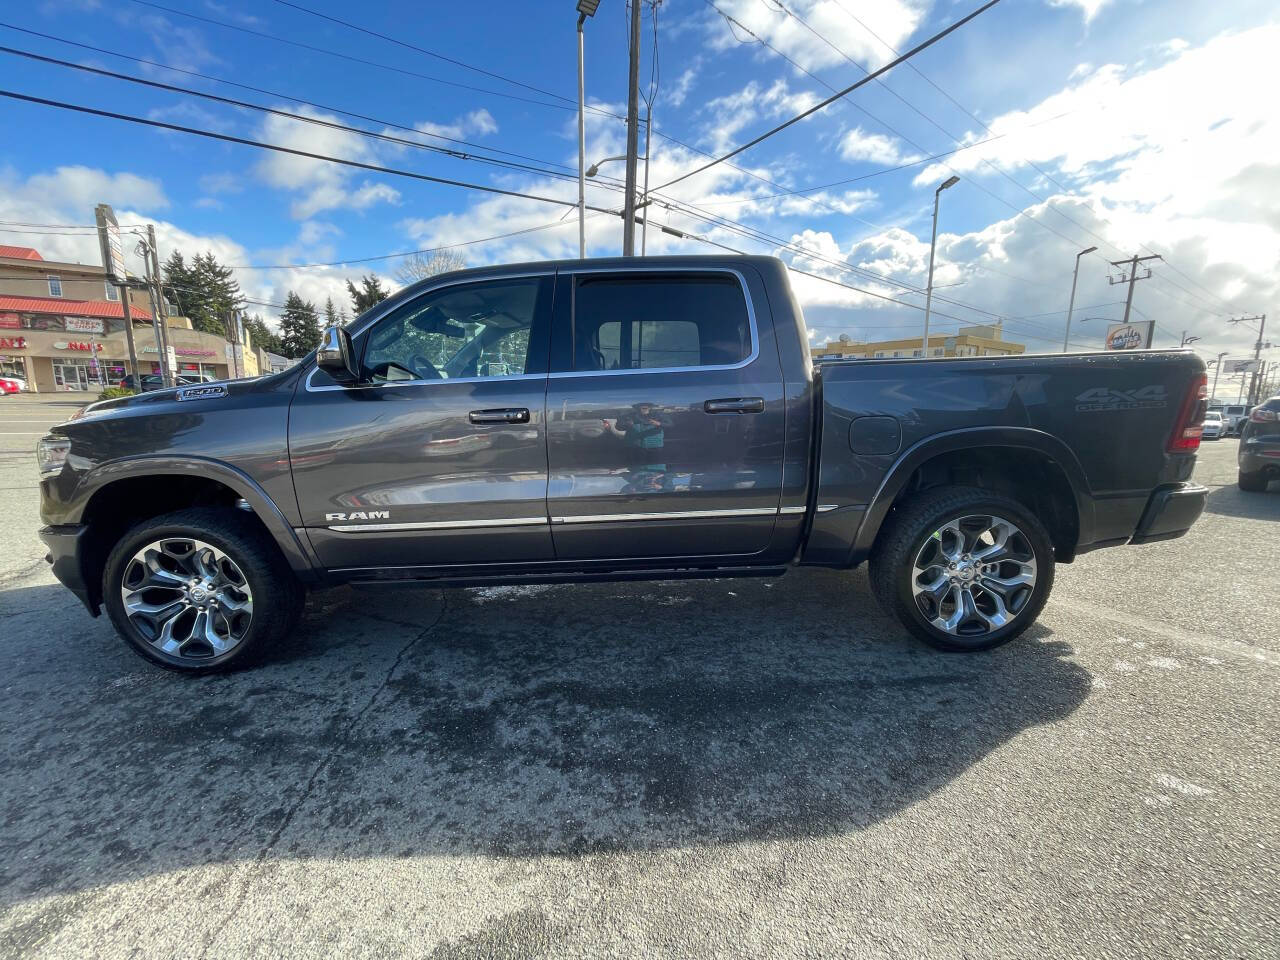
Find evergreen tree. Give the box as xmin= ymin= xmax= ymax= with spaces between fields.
xmin=346 ymin=274 xmax=390 ymax=315
xmin=242 ymin=313 xmax=283 ymax=356
xmin=278 ymin=293 xmax=322 ymax=359
xmin=162 ymin=249 xmax=245 ymax=337
xmin=323 ymin=296 xmax=340 ymax=327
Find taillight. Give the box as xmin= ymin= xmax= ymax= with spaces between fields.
xmin=1250 ymin=408 xmax=1278 ymax=423
xmin=1168 ymin=374 xmax=1208 ymax=452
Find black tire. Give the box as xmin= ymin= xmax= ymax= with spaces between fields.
xmin=869 ymin=486 xmax=1056 ymax=652
xmin=102 ymin=507 xmax=303 ymax=673
xmin=1238 ymin=470 xmax=1268 ymax=492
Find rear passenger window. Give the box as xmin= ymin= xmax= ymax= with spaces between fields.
xmin=572 ymin=273 xmax=751 ymax=372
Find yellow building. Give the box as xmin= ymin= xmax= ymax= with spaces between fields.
xmin=811 ymin=324 xmax=1025 ymax=361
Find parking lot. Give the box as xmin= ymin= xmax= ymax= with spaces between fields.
xmin=1 ymin=392 xmax=1277 ymax=959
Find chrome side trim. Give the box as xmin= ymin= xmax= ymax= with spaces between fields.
xmin=777 ymin=505 xmax=807 ymax=515
xmin=551 ymin=507 xmax=778 ymax=524
xmin=816 ymin=504 xmax=841 ymax=512
xmin=326 ymin=505 xmax=795 ymax=533
xmin=328 ymin=517 xmax=548 ymax=533
xmin=548 ymin=266 xmax=760 ymax=379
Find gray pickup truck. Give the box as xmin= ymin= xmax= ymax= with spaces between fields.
xmin=38 ymin=255 xmax=1209 ymax=673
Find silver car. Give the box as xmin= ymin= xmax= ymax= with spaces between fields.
xmin=1202 ymin=410 xmax=1225 ymax=439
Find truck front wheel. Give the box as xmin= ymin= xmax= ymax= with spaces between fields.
xmin=869 ymin=486 xmax=1056 ymax=652
xmin=102 ymin=508 xmax=304 ymax=673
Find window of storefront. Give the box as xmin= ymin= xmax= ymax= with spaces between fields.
xmin=104 ymin=282 xmax=119 ymax=302
xmin=47 ymin=276 xmax=63 ymax=297
xmin=52 ymin=356 xmax=107 ymax=391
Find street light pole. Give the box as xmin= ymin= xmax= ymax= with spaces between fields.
xmin=575 ymin=2 xmax=601 ymax=259
xmin=1062 ymin=245 xmax=1097 ymax=352
xmin=922 ymin=175 xmax=958 ymax=356
xmin=1210 ymin=351 xmax=1228 ymax=403
xmin=622 ymin=0 xmax=642 ymax=255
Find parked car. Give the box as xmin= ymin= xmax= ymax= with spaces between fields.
xmin=1202 ymin=410 xmax=1225 ymax=439
xmin=117 ymin=374 xmax=166 ymax=392
xmin=36 ymin=255 xmax=1210 ymax=674
xmin=1238 ymin=396 xmax=1280 ymax=492
xmin=1223 ymin=403 xmax=1249 ymax=435
xmin=0 ymin=376 xmax=20 ymax=395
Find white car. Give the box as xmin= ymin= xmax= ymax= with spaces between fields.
xmin=1222 ymin=404 xmax=1249 ymax=435
xmin=1202 ymin=410 xmax=1225 ymax=439
xmin=1 ymin=375 xmax=27 ymax=392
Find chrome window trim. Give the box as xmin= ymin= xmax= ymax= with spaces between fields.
xmin=304 ymin=269 xmax=555 ymax=393
xmin=548 ymin=265 xmax=760 ymax=379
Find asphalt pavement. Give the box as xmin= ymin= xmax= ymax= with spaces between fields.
xmin=0 ymin=393 xmax=1276 ymax=959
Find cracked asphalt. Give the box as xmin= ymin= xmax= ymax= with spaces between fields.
xmin=1 ymin=394 xmax=1277 ymax=958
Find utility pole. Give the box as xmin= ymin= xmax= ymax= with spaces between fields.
xmin=1180 ymin=331 xmax=1200 ymax=347
xmin=143 ymin=225 xmax=174 ymax=388
xmin=621 ymin=0 xmax=642 ymax=256
xmin=1109 ymin=254 xmax=1161 ymax=345
xmin=1229 ymin=313 xmax=1267 ymax=406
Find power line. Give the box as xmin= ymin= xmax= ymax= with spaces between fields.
xmin=825 ymin=0 xmax=1233 ymax=314
xmin=0 ymin=46 xmax=612 ymax=190
xmin=653 ymin=0 xmax=1004 ymax=192
xmin=0 ymin=89 xmax=629 ymax=216
xmin=266 ymin=0 xmax=578 ymax=106
xmin=230 ymin=219 xmax=582 ymax=270
xmin=0 ymin=22 xmax=601 ymax=179
xmin=122 ymin=0 xmax=609 ymax=119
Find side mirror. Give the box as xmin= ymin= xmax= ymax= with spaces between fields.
xmin=316 ymin=326 xmax=357 ymax=383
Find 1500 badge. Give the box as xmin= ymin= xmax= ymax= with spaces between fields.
xmin=1074 ymin=385 xmax=1168 ymax=411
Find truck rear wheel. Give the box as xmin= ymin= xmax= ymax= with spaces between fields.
xmin=870 ymin=486 xmax=1055 ymax=652
xmin=102 ymin=508 xmax=303 ymax=673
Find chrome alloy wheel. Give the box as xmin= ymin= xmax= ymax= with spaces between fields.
xmin=119 ymin=538 xmax=254 ymax=660
xmin=910 ymin=514 xmax=1037 ymax=638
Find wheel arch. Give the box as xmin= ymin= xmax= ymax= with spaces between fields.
xmin=70 ymin=457 xmax=317 ymax=611
xmin=850 ymin=427 xmax=1095 ymax=565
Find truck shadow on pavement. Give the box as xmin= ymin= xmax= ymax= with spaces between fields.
xmin=0 ymin=568 xmax=1090 ymax=910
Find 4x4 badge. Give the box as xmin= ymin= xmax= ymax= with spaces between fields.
xmin=1074 ymin=385 xmax=1168 ymax=411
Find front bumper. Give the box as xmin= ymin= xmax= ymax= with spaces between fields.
xmin=39 ymin=524 xmax=99 ymax=616
xmin=1130 ymin=483 xmax=1208 ymax=545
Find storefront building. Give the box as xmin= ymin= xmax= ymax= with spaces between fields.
xmin=0 ymin=245 xmax=258 ymax=391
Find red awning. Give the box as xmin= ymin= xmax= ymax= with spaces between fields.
xmin=0 ymin=294 xmax=151 ymax=321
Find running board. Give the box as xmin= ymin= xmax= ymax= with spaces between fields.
xmin=347 ymin=566 xmax=789 ymax=590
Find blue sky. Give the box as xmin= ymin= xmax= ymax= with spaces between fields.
xmin=1 ymin=0 xmax=1276 ymax=376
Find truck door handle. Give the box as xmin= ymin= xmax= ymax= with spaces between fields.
xmin=704 ymin=397 xmax=765 ymax=414
xmin=468 ymin=407 xmax=530 ymax=424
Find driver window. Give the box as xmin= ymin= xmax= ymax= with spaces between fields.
xmin=361 ymin=277 xmax=545 ymax=383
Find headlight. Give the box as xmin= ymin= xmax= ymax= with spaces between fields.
xmin=36 ymin=437 xmax=71 ymax=477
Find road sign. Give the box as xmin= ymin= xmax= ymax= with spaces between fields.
xmin=1224 ymin=358 xmax=1259 ymax=374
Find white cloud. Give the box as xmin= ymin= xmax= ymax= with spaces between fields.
xmin=253 ymin=107 xmax=401 ymax=219
xmin=1048 ymin=0 xmax=1112 ymax=25
xmin=416 ymin=108 xmax=499 ymax=141
xmin=839 ymin=127 xmax=908 ymax=165
xmin=22 ymin=166 xmax=168 ymax=216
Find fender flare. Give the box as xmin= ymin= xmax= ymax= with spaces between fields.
xmin=71 ymin=455 xmax=317 ymax=579
xmin=849 ymin=426 xmax=1096 ymax=563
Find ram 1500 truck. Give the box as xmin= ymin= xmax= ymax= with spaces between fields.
xmin=37 ymin=256 xmax=1209 ymax=673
